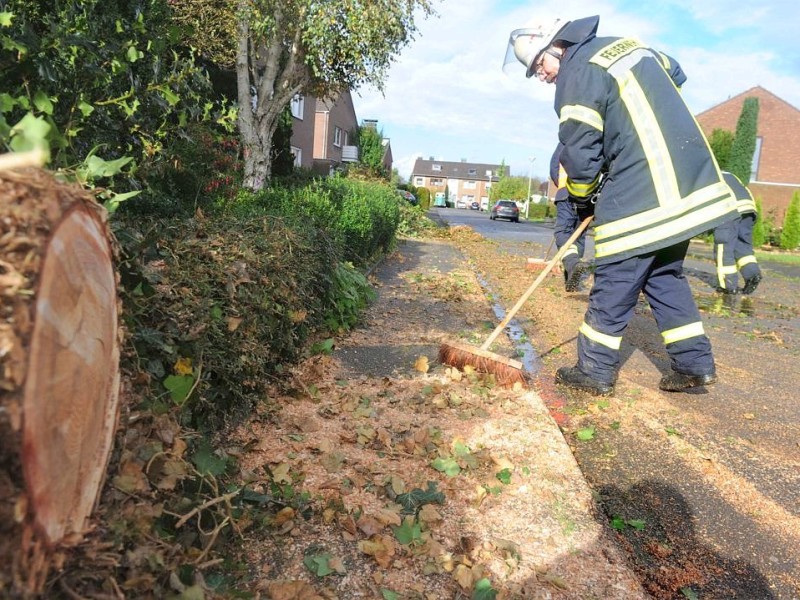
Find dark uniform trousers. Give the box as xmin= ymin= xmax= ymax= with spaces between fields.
xmin=713 ymin=213 xmax=761 ymax=291
xmin=577 ymin=240 xmax=715 ymax=385
xmin=554 ymin=199 xmax=586 ymax=273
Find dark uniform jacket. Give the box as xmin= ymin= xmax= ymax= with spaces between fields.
xmin=552 ymin=16 xmax=738 ymax=264
xmin=721 ymin=171 xmax=757 ymax=215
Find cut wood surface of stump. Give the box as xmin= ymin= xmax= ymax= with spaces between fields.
xmin=0 ymin=164 xmax=122 ymax=596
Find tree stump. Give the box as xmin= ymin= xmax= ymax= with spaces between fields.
xmin=0 ymin=164 xmax=121 ymax=596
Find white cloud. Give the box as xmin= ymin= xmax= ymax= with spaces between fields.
xmin=353 ymin=0 xmax=800 ymax=181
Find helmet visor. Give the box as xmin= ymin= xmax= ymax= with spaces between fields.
xmin=503 ymin=28 xmax=549 ymax=77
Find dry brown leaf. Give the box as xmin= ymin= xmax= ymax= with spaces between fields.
xmin=452 ymin=563 xmax=475 ymax=590
xmin=374 ymin=507 xmax=403 ymax=527
xmin=418 ymin=504 xmax=442 ymax=524
xmin=414 ymin=355 xmax=430 ymax=373
xmin=358 ymin=534 xmax=396 ymax=568
xmin=274 ymin=507 xmax=295 ymax=526
xmin=271 ymin=462 xmax=292 ymax=484
xmin=227 ymin=316 xmax=243 ymax=332
xmin=266 ymin=580 xmax=324 ymax=600
xmin=357 ymin=515 xmax=385 ymax=537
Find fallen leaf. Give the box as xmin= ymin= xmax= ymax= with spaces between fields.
xmin=266 ymin=580 xmax=324 ymax=600
xmin=414 ymin=355 xmax=430 ymax=373
xmin=274 ymin=507 xmax=295 ymax=526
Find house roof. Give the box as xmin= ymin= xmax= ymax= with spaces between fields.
xmin=411 ymin=158 xmax=503 ymax=181
xmin=696 ymin=85 xmax=800 ymax=119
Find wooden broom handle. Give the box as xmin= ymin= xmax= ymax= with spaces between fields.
xmin=480 ymin=215 xmax=593 ymax=350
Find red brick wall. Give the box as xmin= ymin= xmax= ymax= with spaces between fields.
xmin=695 ymin=86 xmax=800 ymax=226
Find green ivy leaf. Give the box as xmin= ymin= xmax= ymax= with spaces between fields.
xmin=126 ymin=44 xmax=143 ymax=62
xmin=303 ymin=553 xmax=334 ymax=577
xmin=391 ymin=518 xmax=421 ymax=545
xmin=191 ymin=440 xmax=228 ymax=476
xmin=0 ymin=12 xmax=13 ymax=27
xmin=431 ymin=456 xmax=460 ymax=477
xmin=381 ymin=590 xmax=399 ymax=600
xmin=163 ymin=374 xmax=194 ymax=404
xmin=575 ymin=426 xmax=596 ymax=441
xmin=611 ymin=516 xmax=625 ymax=531
xmin=77 ymin=100 xmax=94 ymax=117
xmin=161 ymin=88 xmax=180 ymax=106
xmin=9 ymin=113 xmax=51 ymax=153
xmin=33 ymin=90 xmax=54 ymax=115
xmin=496 ymin=468 xmax=512 ymax=485
xmin=472 ymin=578 xmax=498 ymax=600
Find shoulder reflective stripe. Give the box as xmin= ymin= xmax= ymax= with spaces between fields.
xmin=559 ymin=104 xmax=604 ymax=131
xmin=613 ymin=71 xmax=680 ymax=206
xmin=594 ymin=195 xmax=737 ymax=258
xmin=566 ymin=175 xmax=600 ymax=196
xmin=590 ymin=38 xmax=644 ymax=69
xmin=558 ymin=164 xmax=568 ymax=187
xmin=737 ymin=255 xmax=757 ymax=268
xmin=661 ymin=321 xmax=705 ymax=345
xmin=595 ymin=181 xmax=732 ymax=239
xmin=579 ymin=321 xmax=622 ymax=350
xmin=737 ymin=198 xmax=757 ymax=213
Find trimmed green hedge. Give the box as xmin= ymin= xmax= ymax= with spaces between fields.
xmin=117 ymin=176 xmax=402 ymax=429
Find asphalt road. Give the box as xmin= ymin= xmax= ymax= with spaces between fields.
xmin=434 ymin=206 xmax=800 ymax=598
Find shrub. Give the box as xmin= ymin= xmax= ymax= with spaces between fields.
xmin=752 ymin=196 xmax=767 ymax=247
xmin=779 ymin=191 xmax=800 ymax=250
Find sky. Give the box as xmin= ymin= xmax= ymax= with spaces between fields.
xmin=351 ymin=0 xmax=800 ymax=182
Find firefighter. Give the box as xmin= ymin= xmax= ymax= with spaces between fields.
xmin=504 ymin=15 xmax=738 ymax=395
xmin=550 ymin=141 xmax=589 ymax=291
xmin=713 ymin=171 xmax=763 ymax=295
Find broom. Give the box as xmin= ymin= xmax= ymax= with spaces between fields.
xmin=439 ymin=216 xmax=593 ymax=386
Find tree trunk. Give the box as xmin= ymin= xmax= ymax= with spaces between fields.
xmin=0 ymin=163 xmax=122 ymax=596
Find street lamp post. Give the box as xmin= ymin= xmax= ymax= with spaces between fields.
xmin=526 ymin=156 xmax=536 ymax=219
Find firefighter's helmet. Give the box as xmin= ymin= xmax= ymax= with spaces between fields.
xmin=503 ymin=18 xmax=565 ymax=78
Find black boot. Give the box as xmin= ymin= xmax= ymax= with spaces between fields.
xmin=658 ymin=371 xmax=717 ymax=392
xmin=565 ymin=260 xmax=588 ymax=292
xmin=555 ymin=366 xmax=614 ymax=396
xmin=742 ymin=273 xmax=762 ymax=295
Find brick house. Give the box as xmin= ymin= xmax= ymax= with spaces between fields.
xmin=695 ymin=86 xmax=800 ymax=226
xmin=289 ymin=90 xmax=361 ymax=175
xmin=410 ymin=158 xmax=503 ymax=207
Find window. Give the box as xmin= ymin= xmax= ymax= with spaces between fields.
xmin=468 ymin=168 xmax=477 ymax=175
xmin=333 ymin=126 xmax=343 ymax=147
xmin=750 ymin=136 xmax=763 ymax=181
xmin=290 ymin=95 xmax=304 ymax=119
xmin=414 ymin=176 xmax=424 ymax=186
xmin=291 ymin=146 xmax=302 ymax=167
xmin=464 ymin=180 xmax=476 ymax=189
xmin=431 ymin=178 xmax=443 ymax=186
xmin=432 ymin=164 xmax=442 ymax=172
xmin=485 ymin=169 xmax=493 ymax=177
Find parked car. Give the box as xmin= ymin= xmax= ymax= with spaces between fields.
xmin=433 ymin=194 xmax=447 ymax=208
xmin=455 ymin=199 xmax=467 ymax=209
xmin=480 ymin=198 xmax=489 ymax=211
xmin=469 ymin=201 xmax=480 ymax=210
xmin=490 ymin=199 xmax=520 ymax=222
xmin=396 ymin=189 xmax=418 ymax=205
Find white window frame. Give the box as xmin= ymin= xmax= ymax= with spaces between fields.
xmin=291 ymin=146 xmax=302 ymax=167
xmin=432 ymin=164 xmax=442 ymax=172
xmin=290 ymin=95 xmax=304 ymax=119
xmin=333 ymin=126 xmax=343 ymax=147
xmin=414 ymin=176 xmax=424 ymax=186
xmin=464 ymin=180 xmax=476 ymax=189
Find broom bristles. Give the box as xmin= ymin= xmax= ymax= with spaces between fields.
xmin=438 ymin=341 xmax=529 ymax=387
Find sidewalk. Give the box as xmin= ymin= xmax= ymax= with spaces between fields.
xmin=329 ymin=235 xmax=648 ymax=598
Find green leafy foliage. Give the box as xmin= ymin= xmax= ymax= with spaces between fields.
xmin=779 ymin=191 xmax=800 ymax=250
xmin=357 ymin=124 xmax=387 ymax=177
xmin=708 ymin=128 xmax=734 ymax=170
xmin=472 ymin=578 xmax=498 ymax=600
xmin=575 ymin=426 xmax=596 ymax=441
xmin=395 ymin=481 xmax=445 ymax=515
xmin=752 ymin=196 xmax=767 ymax=247
xmin=391 ymin=516 xmax=422 ymax=545
xmin=303 ymin=552 xmax=335 ymax=577
xmin=728 ymin=97 xmax=759 ymax=184
xmin=0 ymin=0 xmax=227 ymax=206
